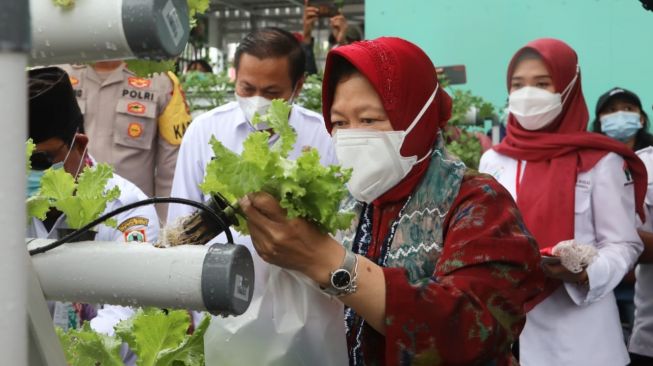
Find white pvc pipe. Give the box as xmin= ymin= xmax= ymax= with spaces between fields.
xmin=30 ymin=0 xmax=132 ymax=64
xmin=0 ymin=53 xmax=28 ymax=365
xmin=29 ymin=240 xmax=208 ymax=311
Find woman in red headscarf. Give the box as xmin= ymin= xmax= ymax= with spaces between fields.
xmin=480 ymin=38 xmax=647 ymax=366
xmin=241 ymin=37 xmax=544 ymax=365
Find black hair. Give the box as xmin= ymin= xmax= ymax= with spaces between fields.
xmin=592 ymin=95 xmax=653 ymax=150
xmin=326 ymin=56 xmax=359 ymax=97
xmin=234 ymin=27 xmax=306 ymax=86
xmin=186 ymin=59 xmax=213 ymax=73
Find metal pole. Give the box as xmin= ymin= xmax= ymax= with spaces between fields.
xmin=0 ymin=1 xmax=30 ymax=364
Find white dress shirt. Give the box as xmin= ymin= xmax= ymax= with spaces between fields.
xmin=480 ymin=149 xmax=643 ymax=366
xmin=630 ymin=146 xmax=653 ymax=357
xmin=167 ymin=101 xmax=343 ymax=366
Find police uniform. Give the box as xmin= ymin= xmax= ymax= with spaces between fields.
xmin=480 ymin=149 xmax=643 ymax=366
xmin=60 ymin=64 xmax=192 ymax=221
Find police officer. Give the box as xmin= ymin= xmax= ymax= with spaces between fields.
xmin=60 ymin=61 xmax=191 ymax=221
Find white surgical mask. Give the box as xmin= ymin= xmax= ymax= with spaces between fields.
xmin=600 ymin=111 xmax=642 ymax=142
xmin=333 ymin=85 xmax=439 ymax=203
xmin=236 ymin=84 xmax=299 ymax=131
xmin=236 ymin=94 xmax=273 ymax=130
xmin=508 ymin=67 xmax=578 ymax=131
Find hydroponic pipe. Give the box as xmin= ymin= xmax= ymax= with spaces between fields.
xmin=28 ymin=240 xmax=255 ymax=316
xmin=30 ymin=0 xmax=189 ymax=65
xmin=0 ymin=1 xmax=30 ymax=364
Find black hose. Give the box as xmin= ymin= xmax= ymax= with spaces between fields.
xmin=28 ymin=197 xmax=234 ymax=256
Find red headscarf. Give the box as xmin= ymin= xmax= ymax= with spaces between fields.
xmin=495 ymin=38 xmax=646 ymax=253
xmin=322 ymin=37 xmax=453 ymax=205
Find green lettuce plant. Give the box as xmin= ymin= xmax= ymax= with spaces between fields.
xmin=200 ymin=99 xmax=354 ymax=234
xmin=57 ymin=308 xmax=210 ymax=366
xmin=27 ymin=162 xmax=121 ymax=229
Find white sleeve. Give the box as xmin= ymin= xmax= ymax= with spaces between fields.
xmin=90 ymin=305 xmax=135 ymax=336
xmin=104 ymin=180 xmax=160 ymax=243
xmin=167 ymin=122 xmax=207 ymax=223
xmin=565 ymin=153 xmax=644 ymax=305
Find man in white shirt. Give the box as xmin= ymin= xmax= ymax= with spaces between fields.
xmin=167 ymin=28 xmax=338 ymax=365
xmin=168 ymin=27 xmax=335 ymax=222
xmin=27 ymin=67 xmax=159 ymax=366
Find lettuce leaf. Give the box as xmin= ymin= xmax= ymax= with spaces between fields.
xmin=39 ymin=163 xmax=121 ymax=229
xmin=27 ymin=196 xmax=50 ymax=221
xmin=200 ymin=99 xmax=353 ymax=234
xmin=57 ymin=309 xmax=210 ymax=366
xmin=56 ymin=323 xmax=124 ymax=366
xmin=26 ymin=138 xmax=35 ymax=171
xmin=116 ymin=308 xmax=189 ymax=366
xmin=156 ymin=315 xmax=210 ymax=365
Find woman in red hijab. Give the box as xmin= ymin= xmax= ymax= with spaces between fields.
xmin=242 ymin=37 xmax=544 ymax=365
xmin=480 ymin=38 xmax=647 ymax=366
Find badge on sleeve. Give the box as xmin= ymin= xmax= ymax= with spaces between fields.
xmin=118 ymin=217 xmax=149 ymax=231
xmin=118 ymin=217 xmax=149 ymax=243
xmin=124 ymin=229 xmax=147 ymax=243
xmin=128 ymin=77 xmax=152 ymax=89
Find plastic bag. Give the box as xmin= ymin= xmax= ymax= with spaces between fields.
xmin=205 ymin=263 xmax=348 ymax=366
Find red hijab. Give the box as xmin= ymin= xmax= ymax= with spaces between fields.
xmin=495 ymin=38 xmax=647 ymax=251
xmin=322 ymin=37 xmax=453 ymax=205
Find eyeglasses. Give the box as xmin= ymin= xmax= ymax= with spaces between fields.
xmin=30 ymin=143 xmax=66 ymax=170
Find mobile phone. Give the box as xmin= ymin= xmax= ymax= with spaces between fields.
xmin=541 ymin=255 xmax=561 ymax=265
xmin=309 ymin=0 xmax=339 ymax=18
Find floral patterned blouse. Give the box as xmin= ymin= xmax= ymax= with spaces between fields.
xmin=338 ymin=140 xmax=544 ymax=366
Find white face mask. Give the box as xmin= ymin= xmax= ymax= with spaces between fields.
xmin=508 ymin=67 xmax=578 ymax=131
xmin=236 ymin=94 xmax=273 ymax=130
xmin=236 ymin=85 xmax=299 ymax=131
xmin=333 ymin=85 xmax=439 ymax=203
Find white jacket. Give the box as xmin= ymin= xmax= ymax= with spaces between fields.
xmin=480 ymin=149 xmax=643 ymax=366
xmin=630 ymin=146 xmax=653 ymax=357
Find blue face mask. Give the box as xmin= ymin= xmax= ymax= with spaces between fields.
xmin=27 ymin=161 xmax=64 ymax=198
xmin=600 ymin=111 xmax=642 ymax=142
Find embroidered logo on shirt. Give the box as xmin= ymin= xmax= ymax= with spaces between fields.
xmin=118 ymin=217 xmax=150 ymax=232
xmin=576 ymin=178 xmax=591 ymax=190
xmin=127 ymin=123 xmax=143 ymax=138
xmin=127 ymin=102 xmax=146 ymax=115
xmin=124 ymin=228 xmax=147 ymax=243
xmin=127 ymin=77 xmax=151 ymax=89
xmin=69 ymin=76 xmax=79 ymax=86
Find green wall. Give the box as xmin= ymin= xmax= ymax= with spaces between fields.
xmin=365 ymin=0 xmax=653 ymax=123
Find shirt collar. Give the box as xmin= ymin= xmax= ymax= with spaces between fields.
xmin=86 ymin=63 xmax=127 ymax=87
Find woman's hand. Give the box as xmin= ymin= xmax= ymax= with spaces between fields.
xmin=240 ymin=192 xmax=344 ymax=286
xmin=542 ymin=262 xmax=589 ymax=285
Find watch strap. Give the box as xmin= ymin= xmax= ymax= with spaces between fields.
xmin=322 ymin=249 xmax=358 ymax=297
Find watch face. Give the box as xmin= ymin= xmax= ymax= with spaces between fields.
xmin=331 ymin=269 xmax=352 ymax=289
